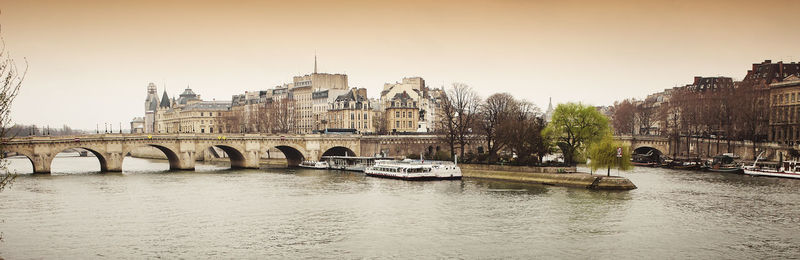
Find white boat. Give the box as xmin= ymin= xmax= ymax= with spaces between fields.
xmin=365 ymin=159 xmax=462 ymax=181
xmin=298 ymin=160 xmax=329 ymax=169
xmin=322 ymin=155 xmax=383 ymax=172
xmin=742 ymin=152 xmax=800 ymax=179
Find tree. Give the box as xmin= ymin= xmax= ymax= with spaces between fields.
xmin=542 ymin=103 xmax=610 ymax=165
xmin=636 ymin=100 xmax=656 ymax=135
xmin=0 ymin=21 xmax=26 ymax=192
xmin=437 ymin=83 xmax=481 ymax=159
xmin=611 ymin=99 xmax=636 ymax=135
xmin=587 ymin=136 xmax=633 ymax=176
xmin=478 ymin=93 xmax=514 ymax=163
xmin=499 ymin=100 xmax=550 ymax=165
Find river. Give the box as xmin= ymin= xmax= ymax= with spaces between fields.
xmin=1 ymin=154 xmax=799 ymax=259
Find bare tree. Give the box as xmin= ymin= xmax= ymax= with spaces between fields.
xmin=636 ymin=100 xmax=655 ymax=135
xmin=611 ymin=99 xmax=636 ymax=135
xmin=500 ymin=99 xmax=548 ymax=165
xmin=478 ymin=93 xmax=514 ymax=163
xmin=0 ymin=23 xmax=26 ymax=191
xmin=439 ymin=83 xmax=481 ymax=159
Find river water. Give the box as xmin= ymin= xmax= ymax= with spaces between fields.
xmin=1 ymin=154 xmax=799 ymax=259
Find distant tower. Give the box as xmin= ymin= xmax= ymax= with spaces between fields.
xmin=545 ymin=97 xmax=555 ymax=122
xmin=314 ymin=54 xmax=318 ymax=74
xmin=144 ymin=83 xmax=160 ymax=133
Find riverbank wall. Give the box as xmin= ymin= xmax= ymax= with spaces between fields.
xmin=460 ymin=164 xmax=637 ymax=190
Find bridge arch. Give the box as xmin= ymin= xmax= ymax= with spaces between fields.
xmin=122 ymin=144 xmax=182 ymax=171
xmin=50 ymin=146 xmax=110 ymax=173
xmin=274 ymin=145 xmax=306 ymax=167
xmin=321 ymin=146 xmax=357 ymax=158
xmin=633 ymin=146 xmax=663 ymax=156
xmin=3 ymin=151 xmax=35 ymax=174
xmin=201 ymin=144 xmax=248 ymax=169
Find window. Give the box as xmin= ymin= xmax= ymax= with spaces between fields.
xmin=395 ymin=111 xmax=400 ymax=117
xmin=396 ymin=121 xmax=399 ymax=127
xmin=201 ymin=112 xmax=204 ymax=116
xmin=210 ymin=112 xmax=213 ymax=116
xmin=351 ymin=113 xmax=355 ymax=120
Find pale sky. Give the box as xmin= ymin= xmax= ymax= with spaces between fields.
xmin=2 ymin=0 xmax=799 ymax=130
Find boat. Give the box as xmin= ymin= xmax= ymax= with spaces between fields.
xmin=322 ymin=155 xmax=384 ymax=172
xmin=705 ymin=154 xmax=743 ymax=174
xmin=365 ymin=159 xmax=462 ymax=181
xmin=743 ymin=152 xmax=800 ymax=179
xmin=665 ymin=157 xmax=705 ymax=171
xmin=299 ymin=160 xmax=329 ymax=169
xmin=631 ymin=150 xmax=662 ymax=167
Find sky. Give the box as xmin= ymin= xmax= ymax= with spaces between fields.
xmin=1 ymin=0 xmax=800 ymax=130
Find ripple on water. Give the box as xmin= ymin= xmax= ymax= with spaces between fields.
xmin=0 ymin=159 xmax=798 ymax=258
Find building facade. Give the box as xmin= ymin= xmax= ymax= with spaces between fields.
xmin=151 ymin=87 xmax=232 ymax=134
xmin=384 ymin=91 xmax=419 ymax=133
xmin=327 ymin=88 xmax=375 ymax=133
xmin=768 ymin=75 xmax=800 ymax=145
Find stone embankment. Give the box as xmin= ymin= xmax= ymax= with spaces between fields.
xmin=460 ymin=164 xmax=637 ymax=190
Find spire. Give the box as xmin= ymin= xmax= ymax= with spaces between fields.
xmin=314 ymin=53 xmax=318 ymax=74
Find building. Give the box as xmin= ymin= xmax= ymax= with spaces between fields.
xmin=290 ymin=57 xmax=349 ymax=134
xmin=685 ymin=76 xmax=734 ymax=92
xmin=130 ymin=117 xmax=145 ymax=133
xmin=327 ymin=88 xmax=375 ymax=133
xmin=544 ymin=97 xmax=554 ymax=122
xmin=380 ymin=77 xmax=441 ymax=132
xmin=768 ymin=75 xmax=800 ymax=145
xmin=143 ymin=83 xmax=160 ymax=133
xmin=385 ymin=91 xmax=419 ymax=133
xmin=152 ymin=87 xmax=231 ymax=134
xmin=312 ymin=88 xmax=348 ymax=132
xmin=741 ymin=60 xmax=800 ymax=91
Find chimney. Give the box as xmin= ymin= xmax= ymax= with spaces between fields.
xmin=694 ymin=76 xmax=702 ymax=85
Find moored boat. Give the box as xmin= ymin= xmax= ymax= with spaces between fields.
xmin=705 ymin=154 xmax=743 ymax=174
xmin=299 ymin=160 xmax=329 ymax=169
xmin=743 ymin=152 xmax=800 ymax=179
xmin=322 ymin=155 xmax=384 ymax=172
xmin=365 ymin=159 xmax=462 ymax=181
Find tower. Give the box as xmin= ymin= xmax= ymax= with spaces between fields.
xmin=144 ymin=82 xmax=160 ymax=133
xmin=314 ymin=54 xmax=318 ymax=74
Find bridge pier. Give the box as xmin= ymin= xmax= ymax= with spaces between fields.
xmin=101 ymin=152 xmax=124 ymax=172
xmin=32 ymin=154 xmax=53 ymax=174
xmin=172 ymin=151 xmax=196 ymax=171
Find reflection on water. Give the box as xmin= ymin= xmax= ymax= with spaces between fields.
xmin=0 ymin=157 xmax=798 ymax=258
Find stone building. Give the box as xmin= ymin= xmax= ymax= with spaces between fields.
xmin=312 ymin=88 xmax=348 ymax=132
xmin=153 ymin=87 xmax=231 ymax=134
xmin=130 ymin=117 xmax=145 ymax=133
xmin=143 ymin=83 xmax=160 ymax=133
xmin=327 ymin=88 xmax=375 ymax=133
xmin=768 ymin=75 xmax=800 ymax=145
xmin=380 ymin=77 xmax=441 ymax=132
xmin=290 ymin=57 xmax=349 ymax=134
xmin=385 ymin=91 xmax=419 ymax=133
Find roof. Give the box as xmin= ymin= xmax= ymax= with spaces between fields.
xmin=159 ymin=91 xmax=171 ymax=108
xmin=177 ymin=87 xmax=200 ymax=105
xmin=770 ymin=75 xmax=800 ymax=88
xmin=182 ymin=101 xmax=231 ymax=111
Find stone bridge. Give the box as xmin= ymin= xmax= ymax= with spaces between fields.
xmin=614 ymin=135 xmax=671 ymax=156
xmin=2 ymin=134 xmax=362 ymax=174
xmin=1 ymin=133 xmax=481 ymax=174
